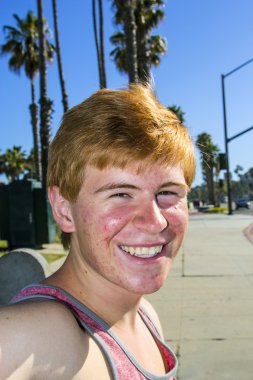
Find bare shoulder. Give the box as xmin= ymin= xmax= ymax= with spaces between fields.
xmin=0 ymin=299 xmax=80 ymax=338
xmin=0 ymin=300 xmax=89 ymax=379
xmin=141 ymin=298 xmax=164 ymax=339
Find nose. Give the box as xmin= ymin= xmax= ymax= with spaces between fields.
xmin=133 ymin=199 xmax=168 ymax=234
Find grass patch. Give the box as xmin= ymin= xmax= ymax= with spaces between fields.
xmin=0 ymin=240 xmax=8 ymax=256
xmin=0 ymin=240 xmax=8 ymax=248
xmin=41 ymin=253 xmax=66 ymax=264
xmin=205 ymin=207 xmax=228 ymax=213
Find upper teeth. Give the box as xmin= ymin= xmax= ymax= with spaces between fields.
xmin=120 ymin=245 xmax=163 ymax=258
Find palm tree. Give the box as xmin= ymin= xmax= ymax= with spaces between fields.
xmin=234 ymin=164 xmax=244 ymax=180
xmin=167 ymin=105 xmax=186 ymax=124
xmin=92 ymin=0 xmax=107 ymax=88
xmin=23 ymin=148 xmax=37 ymax=180
xmin=122 ymin=0 xmax=139 ymax=83
xmin=98 ymin=0 xmax=107 ymax=88
xmin=135 ymin=0 xmax=166 ymax=81
xmin=110 ymin=31 xmax=127 ymax=73
xmin=196 ymin=133 xmax=220 ymax=204
xmin=0 ymin=146 xmax=30 ymax=183
xmin=1 ymin=11 xmax=53 ymax=181
xmin=110 ymin=0 xmax=167 ymax=82
xmin=52 ymin=0 xmax=69 ymax=111
xmin=37 ymin=0 xmax=54 ymax=189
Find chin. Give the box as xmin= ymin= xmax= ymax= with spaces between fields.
xmin=127 ymin=274 xmax=168 ymax=296
xmin=142 ymin=285 xmax=163 ymax=295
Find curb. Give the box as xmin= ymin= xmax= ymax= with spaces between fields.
xmin=244 ymin=223 xmax=253 ymax=245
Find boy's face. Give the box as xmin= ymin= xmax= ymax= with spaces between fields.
xmin=69 ymin=161 xmax=188 ymax=295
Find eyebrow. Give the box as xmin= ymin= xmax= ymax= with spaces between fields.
xmin=160 ymin=181 xmax=189 ymax=191
xmin=94 ymin=181 xmax=188 ymax=194
xmin=94 ymin=183 xmax=139 ymax=194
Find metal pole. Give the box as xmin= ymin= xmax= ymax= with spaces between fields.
xmin=224 ymin=58 xmax=253 ymax=78
xmin=227 ymin=125 xmax=253 ymax=143
xmin=221 ymin=74 xmax=233 ymax=215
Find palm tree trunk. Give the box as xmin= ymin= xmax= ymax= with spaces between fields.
xmin=136 ymin=24 xmax=150 ymax=82
xmin=206 ymin=167 xmax=216 ymax=204
xmin=37 ymin=0 xmax=53 ymax=189
xmin=92 ymin=0 xmax=103 ymax=88
xmin=52 ymin=0 xmax=69 ymax=111
xmin=98 ymin=0 xmax=106 ymax=87
xmin=92 ymin=0 xmax=107 ymax=88
xmin=121 ymin=0 xmax=138 ymax=84
xmin=29 ymin=77 xmax=41 ymax=181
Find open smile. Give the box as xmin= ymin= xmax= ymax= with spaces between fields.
xmin=119 ymin=245 xmax=163 ymax=258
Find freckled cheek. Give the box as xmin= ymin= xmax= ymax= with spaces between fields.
xmin=102 ymin=210 xmax=130 ymax=236
xmin=78 ymin=206 xmax=95 ymax=227
xmin=166 ymin=205 xmax=188 ymax=232
xmin=76 ymin=205 xmax=104 ymax=239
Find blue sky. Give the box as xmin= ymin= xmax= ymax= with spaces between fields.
xmin=1 ymin=0 xmax=253 ymax=186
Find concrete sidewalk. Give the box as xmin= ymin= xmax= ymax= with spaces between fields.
xmin=147 ymin=213 xmax=253 ymax=380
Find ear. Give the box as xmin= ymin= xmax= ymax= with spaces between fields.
xmin=48 ymin=186 xmax=75 ymax=233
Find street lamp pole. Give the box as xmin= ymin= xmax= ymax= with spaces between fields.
xmin=221 ymin=74 xmax=232 ymax=215
xmin=221 ymin=58 xmax=253 ymax=215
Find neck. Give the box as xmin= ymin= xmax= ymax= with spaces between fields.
xmin=45 ymin=250 xmax=143 ymax=328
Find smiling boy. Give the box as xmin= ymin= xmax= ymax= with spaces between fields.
xmin=0 ymin=84 xmax=196 ymax=379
